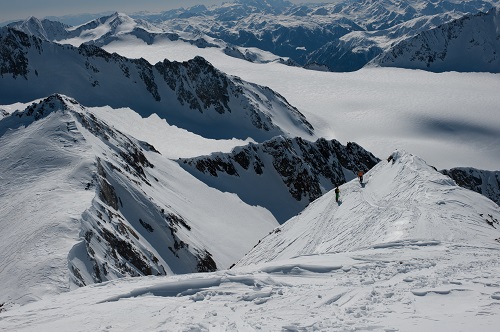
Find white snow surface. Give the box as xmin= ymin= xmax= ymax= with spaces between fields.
xmin=0 ymin=95 xmax=277 ymax=307
xmin=102 ymin=38 xmax=500 ymax=170
xmin=236 ymin=150 xmax=500 ymax=266
xmin=1 ymin=151 xmax=500 ymax=331
xmin=86 ymin=106 xmax=255 ymax=159
xmin=62 ymin=12 xmax=159 ymax=46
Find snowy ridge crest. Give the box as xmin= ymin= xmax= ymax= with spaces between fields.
xmin=236 ymin=150 xmax=500 ymax=266
xmin=131 ymin=0 xmax=499 ymax=72
xmin=0 ymin=94 xmax=277 ymax=307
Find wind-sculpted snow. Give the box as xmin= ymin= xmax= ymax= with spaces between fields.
xmin=371 ymin=7 xmax=500 ymax=72
xmin=236 ymin=150 xmax=500 ymax=266
xmin=0 ymin=27 xmax=314 ymax=141
xmin=0 ymin=94 xmax=277 ymax=308
xmin=179 ymin=136 xmax=379 ymax=222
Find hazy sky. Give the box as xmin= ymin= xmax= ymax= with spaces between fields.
xmin=0 ymin=0 xmax=331 ymax=23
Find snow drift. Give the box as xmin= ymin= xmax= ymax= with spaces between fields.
xmin=1 ymin=148 xmax=499 ymax=331
xmin=179 ymin=136 xmax=379 ymax=223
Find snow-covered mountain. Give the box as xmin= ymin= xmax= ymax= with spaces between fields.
xmin=130 ymin=0 xmax=499 ymax=71
xmin=6 ymin=16 xmax=70 ymax=41
xmin=7 ymin=13 xmax=216 ymax=49
xmin=371 ymin=6 xmax=500 ymax=72
xmin=179 ymin=137 xmax=379 ymax=222
xmin=236 ymin=150 xmax=500 ymax=266
xmin=1 ymin=149 xmax=499 ymax=331
xmin=1 ymin=1 xmax=500 ymax=328
xmin=0 ymin=94 xmax=277 ymax=307
xmin=9 ymin=1 xmax=500 ymax=72
xmin=7 ymin=13 xmax=159 ymax=43
xmin=442 ymin=167 xmax=500 ymax=206
xmin=0 ymin=27 xmax=314 ymax=141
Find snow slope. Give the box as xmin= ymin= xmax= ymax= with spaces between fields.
xmin=237 ymin=150 xmax=500 ymax=266
xmin=0 ymin=95 xmax=278 ymax=307
xmin=1 ymin=150 xmax=499 ymax=331
xmin=135 ymin=0 xmax=499 ymax=71
xmin=372 ymin=7 xmax=500 ymax=72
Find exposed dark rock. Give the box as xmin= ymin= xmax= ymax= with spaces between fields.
xmin=196 ymin=250 xmax=217 ymax=272
xmin=139 ymin=219 xmax=154 ymax=232
xmin=101 ymin=228 xmax=152 ymax=276
xmin=179 ymin=136 xmax=379 ymax=222
xmin=71 ymin=266 xmax=86 ymax=287
xmin=441 ymin=168 xmax=500 ymax=206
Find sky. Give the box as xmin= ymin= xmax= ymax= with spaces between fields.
xmin=0 ymin=0 xmax=331 ymax=24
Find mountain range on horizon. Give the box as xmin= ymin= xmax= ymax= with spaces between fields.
xmin=6 ymin=0 xmax=500 ymax=72
xmin=0 ymin=0 xmax=499 ymax=330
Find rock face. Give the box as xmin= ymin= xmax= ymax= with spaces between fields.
xmin=10 ymin=2 xmax=499 ymax=72
xmin=371 ymin=7 xmax=500 ymax=72
xmin=0 ymin=27 xmax=314 ymax=141
xmin=179 ymin=136 xmax=379 ymax=222
xmin=441 ymin=167 xmax=500 ymax=206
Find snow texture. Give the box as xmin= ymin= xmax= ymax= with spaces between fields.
xmin=1 ymin=150 xmax=499 ymax=331
xmin=179 ymin=136 xmax=379 ymax=223
xmin=0 ymin=27 xmax=314 ymax=141
xmin=0 ymin=95 xmax=277 ymax=307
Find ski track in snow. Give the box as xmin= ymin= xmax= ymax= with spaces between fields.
xmin=1 ymin=11 xmax=500 ymax=330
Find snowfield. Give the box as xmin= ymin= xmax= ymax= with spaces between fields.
xmin=1 ymin=151 xmax=499 ymax=331
xmin=1 ymin=244 xmax=500 ymax=331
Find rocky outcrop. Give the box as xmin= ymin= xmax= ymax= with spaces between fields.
xmin=6 ymin=94 xmax=218 ymax=287
xmin=135 ymin=0 xmax=497 ymax=71
xmin=441 ymin=167 xmax=500 ymax=206
xmin=179 ymin=136 xmax=379 ymax=222
xmin=371 ymin=7 xmax=500 ymax=72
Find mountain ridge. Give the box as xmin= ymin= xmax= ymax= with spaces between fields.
xmin=0 ymin=94 xmax=278 ymax=306
xmin=371 ymin=6 xmax=500 ymax=72
xmin=0 ymin=27 xmax=314 ymax=141
xmin=179 ymin=136 xmax=379 ymax=223
xmin=236 ymin=150 xmax=500 ymax=267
